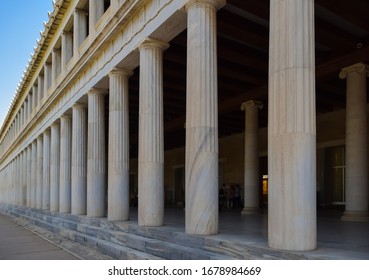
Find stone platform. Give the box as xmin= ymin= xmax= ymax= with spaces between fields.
xmin=0 ymin=203 xmax=368 ymax=260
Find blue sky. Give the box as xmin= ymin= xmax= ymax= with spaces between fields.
xmin=0 ymin=1 xmax=54 ymax=127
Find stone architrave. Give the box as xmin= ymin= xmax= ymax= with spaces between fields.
xmin=60 ymin=115 xmax=72 ymax=213
xmin=108 ymin=68 xmax=132 ymax=221
xmin=339 ymin=63 xmax=369 ymax=221
xmin=268 ymin=0 xmax=316 ymax=251
xmin=87 ymin=89 xmax=106 ymax=217
xmin=138 ymin=38 xmax=168 ymax=227
xmin=185 ymin=0 xmax=222 ymax=235
xmin=71 ymin=103 xmax=87 ymax=215
xmin=241 ymin=100 xmax=263 ymax=214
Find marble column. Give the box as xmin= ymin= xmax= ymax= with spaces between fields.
xmin=185 ymin=0 xmax=220 ymax=235
xmin=38 ymin=75 xmax=44 ymax=105
xmin=339 ymin=63 xmax=369 ymax=221
xmin=89 ymin=0 xmax=105 ymax=34
xmin=52 ymin=48 xmax=61 ymax=84
xmin=24 ymin=99 xmax=28 ymax=123
xmin=138 ymin=38 xmax=168 ymax=227
xmin=44 ymin=63 xmax=52 ymax=95
xmin=268 ymin=0 xmax=316 ymax=251
xmin=62 ymin=31 xmax=73 ymax=73
xmin=43 ymin=130 xmax=51 ymax=210
xmin=21 ymin=150 xmax=27 ymax=207
xmin=32 ymin=85 xmax=38 ymax=112
xmin=71 ymin=103 xmax=87 ymax=215
xmin=14 ymin=156 xmax=19 ymax=206
xmin=31 ymin=140 xmax=37 ymax=208
xmin=74 ymin=9 xmax=88 ymax=55
xmin=60 ymin=115 xmax=72 ymax=213
xmin=87 ymin=89 xmax=106 ymax=217
xmin=27 ymin=94 xmax=32 ymax=120
xmin=36 ymin=136 xmax=44 ymax=209
xmin=26 ymin=145 xmax=32 ymax=207
xmin=108 ymin=68 xmax=131 ymax=221
xmin=50 ymin=123 xmax=60 ymax=212
xmin=241 ymin=100 xmax=263 ymax=214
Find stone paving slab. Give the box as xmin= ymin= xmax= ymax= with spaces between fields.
xmin=0 ymin=214 xmax=78 ymax=260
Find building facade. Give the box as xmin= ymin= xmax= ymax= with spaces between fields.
xmin=0 ymin=0 xmax=368 ymax=255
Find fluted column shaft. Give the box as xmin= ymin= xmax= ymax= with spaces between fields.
xmin=31 ymin=141 xmax=37 ymax=208
xmin=50 ymin=123 xmax=60 ymax=212
xmin=241 ymin=101 xmax=262 ymax=214
xmin=340 ymin=63 xmax=369 ymax=221
xmin=14 ymin=156 xmax=19 ymax=205
xmin=72 ymin=104 xmax=87 ymax=215
xmin=21 ymin=150 xmax=27 ymax=206
xmin=108 ymin=69 xmax=131 ymax=221
xmin=26 ymin=145 xmax=32 ymax=207
xmin=185 ymin=0 xmax=219 ymax=235
xmin=87 ymin=89 xmax=106 ymax=217
xmin=43 ymin=130 xmax=51 ymax=210
xmin=138 ymin=39 xmax=168 ymax=227
xmin=268 ymin=0 xmax=316 ymax=251
xmin=60 ymin=115 xmax=72 ymax=213
xmin=36 ymin=136 xmax=44 ymax=209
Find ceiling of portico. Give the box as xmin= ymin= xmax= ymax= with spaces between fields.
xmin=104 ymin=0 xmax=369 ymax=156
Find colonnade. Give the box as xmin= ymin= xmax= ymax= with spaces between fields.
xmin=0 ymin=0 xmax=368 ymax=253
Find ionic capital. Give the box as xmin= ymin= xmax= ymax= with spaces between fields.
xmin=339 ymin=62 xmax=369 ymax=80
xmin=241 ymin=100 xmax=263 ymax=111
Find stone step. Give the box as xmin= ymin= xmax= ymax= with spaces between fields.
xmin=4 ymin=207 xmax=163 ymax=260
xmin=5 ymin=205 xmax=236 ymax=260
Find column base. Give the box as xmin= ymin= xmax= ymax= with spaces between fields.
xmin=241 ymin=207 xmax=260 ymax=215
xmin=341 ymin=211 xmax=369 ymax=222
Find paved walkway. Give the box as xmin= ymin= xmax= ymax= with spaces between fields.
xmin=0 ymin=214 xmax=78 ymax=260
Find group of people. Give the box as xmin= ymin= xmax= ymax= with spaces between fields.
xmin=219 ymin=183 xmax=242 ymax=211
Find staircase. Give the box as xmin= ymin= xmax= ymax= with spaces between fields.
xmin=0 ymin=203 xmax=243 ymax=260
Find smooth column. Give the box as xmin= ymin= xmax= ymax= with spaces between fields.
xmin=340 ymin=63 xmax=369 ymax=221
xmin=108 ymin=69 xmax=131 ymax=221
xmin=43 ymin=130 xmax=51 ymax=210
xmin=50 ymin=123 xmax=60 ymax=212
xmin=185 ymin=0 xmax=220 ymax=235
xmin=138 ymin=39 xmax=168 ymax=226
xmin=31 ymin=141 xmax=37 ymax=208
xmin=268 ymin=0 xmax=316 ymax=250
xmin=26 ymin=145 xmax=32 ymax=207
xmin=74 ymin=9 xmax=88 ymax=56
xmin=62 ymin=31 xmax=73 ymax=73
xmin=36 ymin=136 xmax=43 ymax=209
xmin=87 ymin=89 xmax=106 ymax=217
xmin=21 ymin=150 xmax=27 ymax=206
xmin=241 ymin=100 xmax=262 ymax=214
xmin=60 ymin=115 xmax=72 ymax=213
xmin=72 ymin=104 xmax=87 ymax=215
